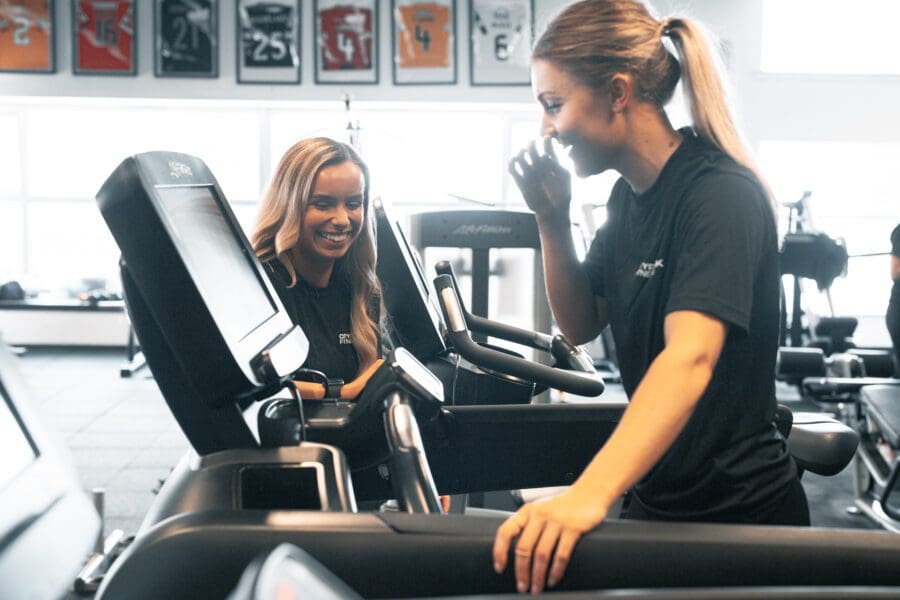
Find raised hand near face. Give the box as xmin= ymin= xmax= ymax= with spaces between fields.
xmin=508 ymin=137 xmax=572 ymax=225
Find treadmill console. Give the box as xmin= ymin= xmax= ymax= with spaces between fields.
xmin=97 ymin=152 xmax=309 ymax=454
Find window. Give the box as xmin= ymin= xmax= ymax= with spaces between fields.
xmin=0 ymin=202 xmax=24 ymax=281
xmin=0 ymin=115 xmax=21 ymax=196
xmin=761 ymin=0 xmax=900 ymax=75
xmin=759 ymin=140 xmax=900 ymax=322
xmin=363 ymin=110 xmax=505 ymax=206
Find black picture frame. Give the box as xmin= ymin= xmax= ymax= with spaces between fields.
xmin=391 ymin=0 xmax=456 ymax=85
xmin=236 ymin=0 xmax=301 ymax=84
xmin=72 ymin=0 xmax=137 ymax=76
xmin=154 ymin=0 xmax=218 ymax=78
xmin=314 ymin=0 xmax=379 ymax=84
xmin=468 ymin=0 xmax=532 ymax=86
xmin=0 ymin=0 xmax=56 ymax=74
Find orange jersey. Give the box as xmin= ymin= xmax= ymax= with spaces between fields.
xmin=396 ymin=2 xmax=450 ymax=68
xmin=0 ymin=1 xmax=53 ymax=70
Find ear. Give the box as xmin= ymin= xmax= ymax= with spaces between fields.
xmin=607 ymin=73 xmax=634 ymax=112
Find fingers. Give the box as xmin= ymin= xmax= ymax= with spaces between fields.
xmin=527 ymin=140 xmax=541 ymax=165
xmin=543 ymin=136 xmax=558 ymax=162
xmin=514 ymin=513 xmax=546 ymax=593
xmin=507 ymin=154 xmax=527 ymax=192
xmin=530 ymin=521 xmax=561 ymax=594
xmin=547 ymin=528 xmax=581 ymax=589
xmin=493 ymin=509 xmax=527 ymax=573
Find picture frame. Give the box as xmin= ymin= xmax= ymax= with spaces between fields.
xmin=314 ymin=0 xmax=378 ymax=84
xmin=72 ymin=0 xmax=136 ymax=75
xmin=154 ymin=0 xmax=218 ymax=78
xmin=469 ymin=0 xmax=532 ymax=86
xmin=392 ymin=0 xmax=456 ymax=85
xmin=0 ymin=0 xmax=56 ymax=73
xmin=236 ymin=0 xmax=301 ymax=84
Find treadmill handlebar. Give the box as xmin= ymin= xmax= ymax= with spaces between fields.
xmin=434 ymin=260 xmax=553 ymax=350
xmin=434 ymin=275 xmax=605 ymax=397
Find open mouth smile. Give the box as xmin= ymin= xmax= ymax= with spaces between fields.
xmin=317 ymin=231 xmax=352 ymax=243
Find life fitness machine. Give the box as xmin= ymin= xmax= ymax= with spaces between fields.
xmin=375 ymin=198 xmax=602 ymax=405
xmin=73 ymin=151 xmax=900 ymax=599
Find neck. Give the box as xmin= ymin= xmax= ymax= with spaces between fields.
xmin=617 ymin=106 xmax=683 ymax=195
xmin=288 ymin=249 xmax=333 ymax=288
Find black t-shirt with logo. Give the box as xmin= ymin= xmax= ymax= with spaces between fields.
xmin=583 ymin=128 xmax=797 ymax=522
xmin=264 ymin=260 xmax=360 ymax=382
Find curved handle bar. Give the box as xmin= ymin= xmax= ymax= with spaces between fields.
xmin=434 ymin=260 xmax=554 ymax=350
xmin=433 ymin=274 xmax=604 ymax=397
xmin=434 ymin=260 xmax=596 ymax=373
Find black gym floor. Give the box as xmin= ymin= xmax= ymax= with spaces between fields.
xmin=15 ymin=346 xmax=880 ymax=539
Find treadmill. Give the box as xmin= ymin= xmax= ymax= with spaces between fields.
xmin=90 ymin=151 xmax=900 ymax=599
xmin=0 ymin=344 xmax=101 ymax=598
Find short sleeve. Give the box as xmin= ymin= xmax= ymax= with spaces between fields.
xmin=665 ymin=173 xmax=773 ymax=334
xmin=891 ymin=224 xmax=900 ymax=257
xmin=583 ymin=223 xmax=609 ymax=297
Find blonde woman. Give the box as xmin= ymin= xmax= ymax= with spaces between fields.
xmin=253 ymin=137 xmax=381 ymax=382
xmin=494 ymin=0 xmax=807 ymax=593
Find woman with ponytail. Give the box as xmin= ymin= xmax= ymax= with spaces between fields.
xmin=252 ymin=137 xmax=382 ymax=383
xmin=494 ymin=0 xmax=806 ymax=592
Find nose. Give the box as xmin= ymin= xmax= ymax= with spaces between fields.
xmin=331 ymin=205 xmax=351 ymax=228
xmin=540 ymin=115 xmax=555 ymax=139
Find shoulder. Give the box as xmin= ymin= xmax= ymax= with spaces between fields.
xmin=681 ymin=167 xmax=772 ymax=230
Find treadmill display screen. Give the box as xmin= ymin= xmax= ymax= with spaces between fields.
xmin=0 ymin=388 xmax=36 ymax=491
xmin=156 ymin=185 xmax=276 ymax=342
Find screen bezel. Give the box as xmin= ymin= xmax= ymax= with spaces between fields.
xmin=373 ymin=198 xmax=446 ymax=358
xmin=134 ymin=152 xmax=303 ymax=386
xmin=153 ymin=183 xmax=278 ymax=344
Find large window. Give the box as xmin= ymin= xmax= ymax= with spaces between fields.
xmin=0 ymin=97 xmax=552 ymax=298
xmin=759 ymin=140 xmax=900 ymax=335
xmin=762 ymin=0 xmax=900 ymax=75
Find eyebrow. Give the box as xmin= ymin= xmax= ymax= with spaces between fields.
xmin=310 ymin=194 xmax=364 ymax=201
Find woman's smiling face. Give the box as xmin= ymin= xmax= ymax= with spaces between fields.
xmin=297 ymin=160 xmax=366 ymax=265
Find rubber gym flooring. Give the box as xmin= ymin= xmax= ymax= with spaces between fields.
xmin=16 ymin=347 xmax=881 ymax=541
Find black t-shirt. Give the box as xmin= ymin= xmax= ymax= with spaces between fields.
xmin=890 ymin=224 xmax=900 ymax=306
xmin=264 ymin=260 xmax=361 ymax=382
xmin=583 ymin=129 xmax=797 ymax=522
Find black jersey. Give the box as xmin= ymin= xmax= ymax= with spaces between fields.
xmin=264 ymin=260 xmax=360 ymax=382
xmin=583 ymin=128 xmax=798 ymax=522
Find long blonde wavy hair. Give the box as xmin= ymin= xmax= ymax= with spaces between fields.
xmin=533 ymin=0 xmax=773 ymax=206
xmin=252 ymin=137 xmax=381 ymax=372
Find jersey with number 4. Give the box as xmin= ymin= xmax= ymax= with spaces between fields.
xmin=396 ymin=3 xmax=450 ymax=68
xmin=319 ymin=6 xmax=373 ymax=70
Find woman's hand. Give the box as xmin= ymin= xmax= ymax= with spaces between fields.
xmin=492 ymin=486 xmax=607 ymax=594
xmin=508 ymin=137 xmax=572 ymax=225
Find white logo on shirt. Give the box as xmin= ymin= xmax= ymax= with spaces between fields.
xmin=635 ymin=259 xmax=664 ymax=279
xmin=338 ymin=333 xmax=353 ymax=345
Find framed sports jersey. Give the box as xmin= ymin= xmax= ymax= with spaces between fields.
xmin=236 ymin=0 xmax=301 ymax=84
xmin=154 ymin=0 xmax=218 ymax=78
xmin=392 ymin=0 xmax=455 ymax=84
xmin=314 ymin=0 xmax=378 ymax=84
xmin=469 ymin=0 xmax=531 ymax=85
xmin=72 ymin=0 xmax=136 ymax=75
xmin=0 ymin=0 xmax=55 ymax=73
